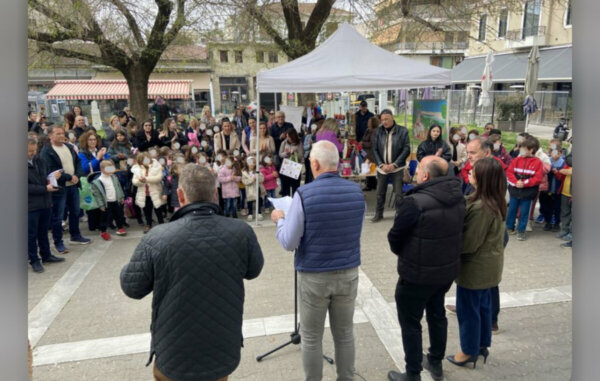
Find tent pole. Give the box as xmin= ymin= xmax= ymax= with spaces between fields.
xmin=403 ymin=89 xmax=407 ymax=128
xmin=255 ymin=89 xmax=261 ymax=226
xmin=445 ymin=88 xmax=451 ymax=142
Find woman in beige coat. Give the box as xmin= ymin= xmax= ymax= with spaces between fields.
xmin=213 ymin=118 xmax=241 ymax=154
xmin=131 ymin=152 xmax=165 ymax=233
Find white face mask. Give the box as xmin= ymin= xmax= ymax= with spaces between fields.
xmin=199 ymin=156 xmax=207 ymax=164
xmin=201 ymin=140 xmax=208 ymax=148
xmin=199 ymin=123 xmax=206 ymax=131
xmin=104 ymin=166 xmax=115 ymax=174
xmin=519 ymin=148 xmax=528 ymax=157
xmin=126 ymin=158 xmax=134 ymax=166
xmin=225 ymin=160 xmax=232 ymax=168
xmin=452 ymin=134 xmax=460 ymax=142
xmin=216 ymin=154 xmax=223 ymax=162
xmin=213 ymin=126 xmax=220 ymax=133
xmin=517 ymin=136 xmax=525 ymax=144
xmin=149 ymin=150 xmax=157 ymax=157
xmin=191 ymin=146 xmax=198 ymax=154
xmin=143 ymin=158 xmax=151 ymax=165
xmin=158 ymin=158 xmax=165 ymax=165
xmin=493 ymin=143 xmax=501 ymax=151
xmin=206 ymin=130 xmax=213 ymax=137
xmin=551 ymin=149 xmax=559 ymax=157
xmin=550 ymin=144 xmax=557 ymax=150
xmin=233 ymin=149 xmax=240 ymax=157
xmin=469 ymin=133 xmax=476 ymax=141
xmin=174 ymin=142 xmax=181 ymax=150
xmin=461 ymin=128 xmax=467 ymax=135
xmin=176 ymin=157 xmax=185 ymax=164
xmin=68 ymin=133 xmax=75 ymax=140
xmin=264 ymin=157 xmax=272 ymax=164
xmin=246 ymin=157 xmax=254 ymax=165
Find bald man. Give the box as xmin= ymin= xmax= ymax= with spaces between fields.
xmin=387 ymin=156 xmax=465 ymax=381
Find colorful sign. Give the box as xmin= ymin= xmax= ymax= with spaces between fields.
xmin=412 ymin=100 xmax=447 ymax=141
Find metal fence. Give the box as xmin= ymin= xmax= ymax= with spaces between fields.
xmin=445 ymin=89 xmax=571 ymax=128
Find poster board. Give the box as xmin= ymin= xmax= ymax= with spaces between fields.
xmin=412 ymin=100 xmax=447 ymax=141
xmin=279 ymin=105 xmax=303 ymax=132
xmin=279 ymin=158 xmax=303 ymax=180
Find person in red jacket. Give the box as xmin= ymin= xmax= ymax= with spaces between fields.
xmin=505 ymin=136 xmax=544 ymax=241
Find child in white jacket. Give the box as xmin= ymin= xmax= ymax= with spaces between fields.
xmin=242 ymin=156 xmax=265 ymax=221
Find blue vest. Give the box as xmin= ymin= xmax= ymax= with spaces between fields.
xmin=295 ymin=172 xmax=365 ymax=272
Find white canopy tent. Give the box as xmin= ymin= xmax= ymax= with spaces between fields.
xmin=252 ymin=23 xmax=453 ymax=223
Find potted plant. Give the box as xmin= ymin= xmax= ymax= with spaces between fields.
xmin=496 ymin=95 xmax=526 ymax=132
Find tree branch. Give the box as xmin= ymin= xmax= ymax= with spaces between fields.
xmin=28 ymin=0 xmax=80 ymax=33
xmin=163 ymin=0 xmax=187 ymax=48
xmin=245 ymin=1 xmax=293 ymax=56
xmin=35 ymin=42 xmax=108 ymax=67
xmin=281 ymin=0 xmax=302 ymax=40
xmin=140 ymin=0 xmax=174 ymax=66
xmin=108 ymin=0 xmax=146 ymax=47
xmin=301 ymin=0 xmax=335 ymax=47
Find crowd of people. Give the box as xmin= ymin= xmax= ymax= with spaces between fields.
xmin=28 ymin=99 xmax=572 ymax=381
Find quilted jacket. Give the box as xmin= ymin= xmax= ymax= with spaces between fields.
xmin=120 ymin=202 xmax=264 ymax=381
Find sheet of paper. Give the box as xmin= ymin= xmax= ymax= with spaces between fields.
xmin=279 ymin=158 xmax=303 ymax=180
xmin=268 ymin=196 xmax=293 ymax=216
xmin=279 ymin=105 xmax=304 ymax=132
xmin=47 ymin=170 xmax=60 ymax=188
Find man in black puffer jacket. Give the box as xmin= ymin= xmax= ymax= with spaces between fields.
xmin=120 ymin=164 xmax=264 ymax=381
xmin=387 ymin=156 xmax=465 ymax=381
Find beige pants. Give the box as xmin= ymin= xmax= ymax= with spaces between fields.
xmin=153 ymin=362 xmax=228 ymax=381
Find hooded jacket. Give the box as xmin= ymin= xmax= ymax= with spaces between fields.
xmin=120 ymin=202 xmax=263 ymax=381
xmin=388 ymin=176 xmax=466 ymax=285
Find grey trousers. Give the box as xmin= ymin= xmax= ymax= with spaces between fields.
xmin=299 ymin=267 xmax=359 ymax=381
xmin=375 ymin=171 xmax=404 ymax=216
xmin=560 ymin=195 xmax=572 ymax=234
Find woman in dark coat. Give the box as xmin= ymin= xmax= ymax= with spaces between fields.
xmin=135 ymin=119 xmax=162 ymax=152
xmin=416 ymin=124 xmax=452 ymax=162
xmin=360 ymin=116 xmax=379 ymax=191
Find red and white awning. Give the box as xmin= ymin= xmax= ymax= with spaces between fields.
xmin=45 ymin=80 xmax=192 ymax=100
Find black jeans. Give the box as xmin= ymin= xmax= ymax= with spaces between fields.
xmin=99 ymin=201 xmax=126 ymax=232
xmin=280 ymin=174 xmax=300 ymax=197
xmin=375 ymin=171 xmax=403 ymax=216
xmin=304 ymin=157 xmax=313 ymax=184
xmin=143 ymin=196 xmax=164 ymax=227
xmin=395 ymin=279 xmax=452 ymax=375
xmin=491 ymin=286 xmax=500 ymax=324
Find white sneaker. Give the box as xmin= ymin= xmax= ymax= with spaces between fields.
xmin=247 ymin=215 xmax=253 ymax=221
xmin=526 ymin=221 xmax=533 ymax=232
xmin=258 ymin=214 xmax=264 ymax=221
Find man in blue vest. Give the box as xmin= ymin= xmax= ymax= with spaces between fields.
xmin=272 ymin=140 xmax=366 ymax=381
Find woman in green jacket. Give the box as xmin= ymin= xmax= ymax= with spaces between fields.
xmin=447 ymin=157 xmax=507 ymax=369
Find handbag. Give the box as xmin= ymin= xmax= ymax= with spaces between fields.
xmin=79 ymin=177 xmax=97 ymax=211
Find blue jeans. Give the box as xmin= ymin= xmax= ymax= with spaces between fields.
xmin=506 ymin=197 xmax=532 ymax=232
xmin=224 ymin=198 xmax=238 ymax=218
xmin=28 ymin=208 xmax=52 ymax=264
xmin=51 ymin=185 xmax=83 ymax=245
xmin=264 ymin=189 xmax=276 ymax=208
xmin=456 ymin=286 xmax=492 ymax=357
xmin=239 ymin=188 xmax=246 ymax=210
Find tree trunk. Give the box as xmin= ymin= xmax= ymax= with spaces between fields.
xmin=125 ymin=66 xmax=151 ymax=124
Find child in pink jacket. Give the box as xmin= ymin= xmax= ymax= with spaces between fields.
xmin=218 ymin=156 xmax=241 ymax=218
xmin=260 ymin=155 xmax=278 ymax=211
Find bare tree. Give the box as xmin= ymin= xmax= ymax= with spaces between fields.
xmin=28 ymin=0 xmax=190 ymax=122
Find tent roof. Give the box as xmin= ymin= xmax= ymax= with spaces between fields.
xmin=45 ymin=79 xmax=192 ymax=100
xmin=451 ymin=45 xmax=572 ymax=84
xmin=256 ymin=23 xmax=451 ymax=93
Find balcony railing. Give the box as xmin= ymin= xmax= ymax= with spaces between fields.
xmin=506 ymin=25 xmax=547 ymax=41
xmin=394 ymin=41 xmax=468 ymax=51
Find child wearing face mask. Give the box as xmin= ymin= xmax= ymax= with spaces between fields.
xmin=510 ymin=133 xmax=529 ymax=159
xmin=132 ymin=152 xmax=165 ymax=233
xmin=489 ymin=134 xmax=512 ymax=167
xmin=199 ymin=137 xmax=213 ymax=158
xmin=243 ymin=157 xmax=265 ymax=221
xmin=260 ymin=155 xmax=278 ymax=212
xmin=213 ymin=150 xmax=226 ymax=210
xmin=539 ymin=139 xmax=565 ymax=231
xmin=90 ymin=160 xmax=127 ymax=240
xmin=218 ymin=156 xmax=241 ymax=218
xmin=505 ymin=137 xmax=544 ymax=241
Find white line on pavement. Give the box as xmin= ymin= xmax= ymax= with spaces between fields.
xmin=28 ymin=240 xmax=112 ymax=348
xmin=33 ymin=309 xmax=369 ymax=366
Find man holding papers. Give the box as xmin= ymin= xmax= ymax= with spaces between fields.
xmin=271 ymin=141 xmax=366 ymax=381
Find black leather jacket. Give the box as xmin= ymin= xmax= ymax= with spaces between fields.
xmin=372 ymin=123 xmax=411 ymax=168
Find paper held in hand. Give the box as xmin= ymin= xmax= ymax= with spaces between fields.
xmin=279 ymin=158 xmax=303 ymax=180
xmin=47 ymin=170 xmax=61 ymax=188
xmin=268 ymin=196 xmax=293 ymax=216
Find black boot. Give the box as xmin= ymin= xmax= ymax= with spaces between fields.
xmin=423 ymin=354 xmax=443 ymax=381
